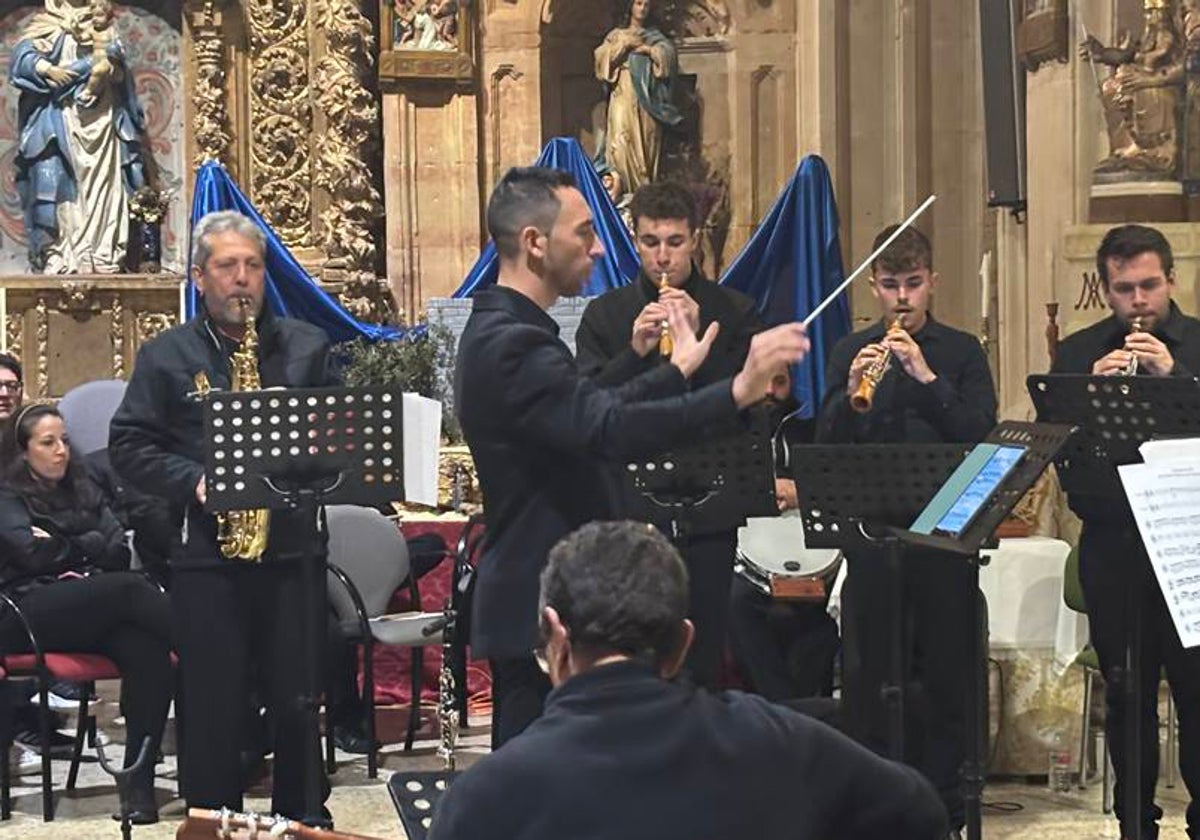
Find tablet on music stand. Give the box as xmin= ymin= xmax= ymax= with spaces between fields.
xmin=910 ymin=443 xmax=1027 ymax=538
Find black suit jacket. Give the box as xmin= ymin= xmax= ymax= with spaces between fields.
xmin=454 ymin=286 xmax=741 ymax=659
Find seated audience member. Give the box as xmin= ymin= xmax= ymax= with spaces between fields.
xmin=0 ymin=404 xmax=172 ymax=823
xmin=430 ymin=520 xmax=947 ymax=840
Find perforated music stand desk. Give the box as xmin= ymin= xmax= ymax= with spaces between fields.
xmin=1029 ymin=373 xmax=1200 ymax=840
xmin=791 ymin=420 xmax=1073 ymax=840
xmin=625 ymin=411 xmax=776 ymax=541
xmin=203 ymin=385 xmax=412 ymax=826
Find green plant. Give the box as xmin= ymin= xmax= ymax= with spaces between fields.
xmin=335 ymin=323 xmax=461 ymax=442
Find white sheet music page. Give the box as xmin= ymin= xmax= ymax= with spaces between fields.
xmin=402 ymin=394 xmax=441 ymax=507
xmin=1139 ymin=437 xmax=1200 ymax=464
xmin=1119 ymin=459 xmax=1200 ymax=648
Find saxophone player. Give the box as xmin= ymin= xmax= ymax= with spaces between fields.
xmin=814 ymin=225 xmax=996 ymax=840
xmin=110 ymin=210 xmax=339 ymax=827
xmin=1050 ymin=224 xmax=1200 ymax=840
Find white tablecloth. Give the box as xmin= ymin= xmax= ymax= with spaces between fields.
xmin=979 ymin=536 xmax=1088 ymax=668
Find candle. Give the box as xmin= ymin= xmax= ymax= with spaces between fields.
xmin=179 ymin=277 xmax=187 ymax=323
xmin=1 ymin=287 xmax=8 ymax=354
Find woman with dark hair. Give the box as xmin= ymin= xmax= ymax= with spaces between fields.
xmin=0 ymin=403 xmax=171 ymax=823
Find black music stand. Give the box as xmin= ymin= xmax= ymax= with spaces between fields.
xmin=204 ymin=385 xmax=409 ymax=826
xmin=792 ymin=422 xmax=1073 ymax=840
xmin=1029 ymin=373 xmax=1200 ymax=840
xmin=624 ymin=412 xmax=776 ymax=541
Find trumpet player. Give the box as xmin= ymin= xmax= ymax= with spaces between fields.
xmin=814 ymin=225 xmax=996 ymax=840
xmin=1051 ymin=224 xmax=1200 ymax=840
xmin=576 ymin=181 xmax=768 ymax=690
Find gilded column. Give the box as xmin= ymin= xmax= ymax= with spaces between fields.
xmin=189 ymin=1 xmax=232 ymax=166
xmin=313 ymin=0 xmax=393 ymax=322
xmin=246 ymin=0 xmax=312 ymax=248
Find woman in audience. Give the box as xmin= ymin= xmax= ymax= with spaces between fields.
xmin=0 ymin=403 xmax=171 ymax=824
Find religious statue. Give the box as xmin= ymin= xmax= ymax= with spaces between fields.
xmin=10 ymin=0 xmax=148 ymax=274
xmin=594 ymin=0 xmax=683 ymax=195
xmin=395 ymin=0 xmax=459 ymax=51
xmin=1079 ymin=0 xmax=1185 ymax=180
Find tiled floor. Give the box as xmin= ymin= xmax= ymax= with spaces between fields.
xmin=2 ymin=704 xmax=1190 ymax=839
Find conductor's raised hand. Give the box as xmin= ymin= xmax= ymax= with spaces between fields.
xmin=667 ymin=299 xmax=718 ymax=379
xmin=732 ymin=323 xmax=809 ymax=409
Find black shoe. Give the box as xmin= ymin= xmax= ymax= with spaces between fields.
xmin=113 ymin=783 xmax=159 ymax=825
xmin=14 ymin=727 xmax=76 ymax=759
xmin=332 ymin=723 xmax=377 ymax=755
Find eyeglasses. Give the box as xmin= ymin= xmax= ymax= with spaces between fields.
xmin=0 ymin=381 xmax=22 ymax=394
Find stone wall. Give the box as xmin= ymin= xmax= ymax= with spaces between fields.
xmin=427 ymin=294 xmax=593 ymax=385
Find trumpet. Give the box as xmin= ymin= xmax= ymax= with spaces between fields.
xmin=1119 ymin=316 xmax=1144 ymax=376
xmin=849 ymin=318 xmax=904 ymax=414
xmin=658 ymin=272 xmax=673 ymax=357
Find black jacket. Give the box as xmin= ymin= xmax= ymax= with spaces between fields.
xmin=109 ymin=311 xmax=337 ymax=568
xmin=430 ymin=660 xmax=948 ymax=840
xmin=575 ymin=267 xmax=763 ymax=388
xmin=454 ymin=286 xmax=742 ymax=659
xmin=1051 ymin=302 xmax=1200 ymax=523
xmin=0 ymin=479 xmax=130 ymax=590
xmin=576 ymin=269 xmax=770 ymax=534
xmin=815 ymin=317 xmax=997 ymax=444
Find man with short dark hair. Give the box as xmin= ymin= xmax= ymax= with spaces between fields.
xmin=815 ymin=225 xmax=996 ymax=839
xmin=456 ymin=167 xmax=810 ymax=746
xmin=575 ymin=180 xmax=773 ymax=688
xmin=1052 ymin=223 xmax=1200 ymax=840
xmin=430 ymin=520 xmax=948 ymax=840
xmin=0 ymin=354 xmax=22 ymax=421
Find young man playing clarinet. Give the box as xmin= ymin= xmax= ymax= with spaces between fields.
xmin=815 ymin=225 xmax=996 ymax=840
xmin=1051 ymin=223 xmax=1200 ymax=840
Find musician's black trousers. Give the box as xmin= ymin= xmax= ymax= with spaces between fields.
xmin=173 ymin=562 xmax=329 ymax=820
xmin=727 ymin=576 xmax=839 ymax=701
xmin=489 ymin=655 xmax=551 ymax=749
xmin=1079 ymin=522 xmax=1200 ymax=840
xmin=841 ymin=551 xmax=977 ymax=830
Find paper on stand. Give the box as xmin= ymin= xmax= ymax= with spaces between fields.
xmin=402 ymin=394 xmax=441 ymax=507
xmin=1139 ymin=438 xmax=1200 ymax=464
xmin=1118 ymin=459 xmax=1200 ymax=648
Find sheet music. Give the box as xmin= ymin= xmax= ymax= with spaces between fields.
xmin=402 ymin=394 xmax=441 ymax=507
xmin=1118 ymin=459 xmax=1200 ymax=648
xmin=1139 ymin=437 xmax=1200 ymax=464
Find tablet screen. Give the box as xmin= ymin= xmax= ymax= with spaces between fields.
xmin=931 ymin=444 xmax=1025 ymax=537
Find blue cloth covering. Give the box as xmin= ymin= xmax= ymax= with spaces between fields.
xmin=452 ymin=137 xmax=638 ymax=298
xmin=719 ymin=156 xmax=851 ymax=417
xmin=187 ymin=161 xmax=399 ymax=342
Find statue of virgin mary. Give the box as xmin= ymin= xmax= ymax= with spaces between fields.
xmin=10 ymin=0 xmax=147 ymax=273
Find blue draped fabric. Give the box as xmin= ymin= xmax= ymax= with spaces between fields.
xmin=627 ymin=27 xmax=684 ymax=129
xmin=187 ymin=161 xmax=399 ymax=342
xmin=452 ymin=137 xmax=638 ymax=298
xmin=719 ymin=155 xmax=850 ymax=418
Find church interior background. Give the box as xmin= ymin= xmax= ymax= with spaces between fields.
xmin=1 ymin=0 xmax=1195 ymax=836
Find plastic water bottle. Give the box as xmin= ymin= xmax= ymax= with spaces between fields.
xmin=1048 ymin=729 xmax=1073 ymax=793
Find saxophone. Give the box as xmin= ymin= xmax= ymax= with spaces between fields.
xmin=215 ymin=299 xmax=271 ymax=562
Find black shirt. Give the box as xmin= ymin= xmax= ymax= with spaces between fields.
xmin=454 ymin=286 xmax=742 ymax=659
xmin=1051 ymin=301 xmax=1200 ymax=523
xmin=575 ymin=267 xmax=763 ymax=388
xmin=430 ymin=660 xmax=948 ymax=840
xmin=815 ymin=317 xmax=997 ymax=444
